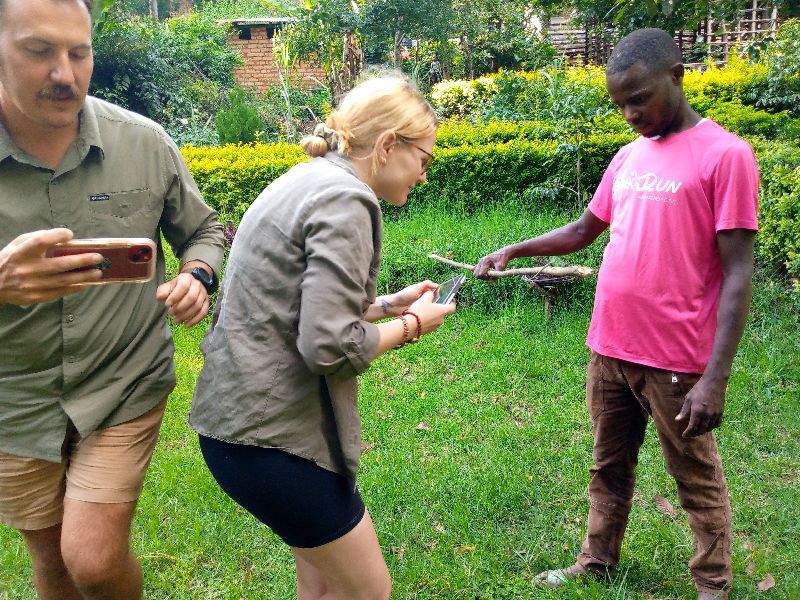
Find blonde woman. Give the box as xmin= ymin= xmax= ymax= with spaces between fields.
xmin=189 ymin=75 xmax=455 ymax=599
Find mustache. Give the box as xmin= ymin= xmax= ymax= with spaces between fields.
xmin=39 ymin=85 xmax=79 ymax=101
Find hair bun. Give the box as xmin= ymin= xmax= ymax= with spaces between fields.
xmin=313 ymin=124 xmax=341 ymax=151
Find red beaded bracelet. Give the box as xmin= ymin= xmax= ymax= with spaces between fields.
xmin=393 ymin=314 xmax=410 ymax=349
xmin=402 ymin=310 xmax=422 ymax=343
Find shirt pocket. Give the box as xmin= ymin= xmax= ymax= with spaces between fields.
xmin=87 ymin=188 xmax=161 ymax=238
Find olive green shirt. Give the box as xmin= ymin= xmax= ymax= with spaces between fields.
xmin=189 ymin=152 xmax=382 ymax=481
xmin=0 ymin=96 xmax=224 ymax=462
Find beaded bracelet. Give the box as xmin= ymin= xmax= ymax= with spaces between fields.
xmin=402 ymin=310 xmax=422 ymax=343
xmin=393 ymin=314 xmax=410 ymax=349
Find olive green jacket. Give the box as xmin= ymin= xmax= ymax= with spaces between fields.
xmin=189 ymin=152 xmax=382 ymax=481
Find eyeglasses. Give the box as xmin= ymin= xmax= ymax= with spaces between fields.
xmin=411 ymin=143 xmax=434 ymax=173
xmin=398 ymin=137 xmax=434 ymax=173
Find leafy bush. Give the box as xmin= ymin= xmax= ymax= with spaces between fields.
xmin=430 ymin=77 xmax=498 ymax=119
xmin=746 ymin=19 xmax=800 ymax=116
xmin=751 ymin=140 xmax=800 ymax=277
xmin=683 ymin=53 xmax=767 ymax=108
xmin=436 ymin=120 xmax=559 ymax=147
xmin=91 ymin=10 xmax=240 ymax=128
xmin=702 ymin=101 xmax=800 ymax=140
xmin=485 ymin=65 xmax=614 ymax=127
xmin=215 ymin=87 xmax=265 ymax=144
xmin=432 ymin=65 xmax=615 ymax=130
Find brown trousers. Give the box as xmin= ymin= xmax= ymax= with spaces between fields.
xmin=576 ymin=352 xmax=732 ymax=595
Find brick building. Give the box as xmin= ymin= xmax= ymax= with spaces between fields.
xmin=221 ymin=18 xmax=328 ymax=93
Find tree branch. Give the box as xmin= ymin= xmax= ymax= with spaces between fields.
xmin=427 ymin=254 xmax=595 ymax=278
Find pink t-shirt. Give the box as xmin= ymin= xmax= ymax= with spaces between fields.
xmin=586 ymin=119 xmax=759 ymax=373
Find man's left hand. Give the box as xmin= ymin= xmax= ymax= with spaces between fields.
xmin=675 ymin=375 xmax=727 ymax=437
xmin=156 ymin=266 xmax=211 ymax=327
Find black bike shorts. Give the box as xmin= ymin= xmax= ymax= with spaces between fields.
xmin=198 ymin=435 xmax=365 ymax=548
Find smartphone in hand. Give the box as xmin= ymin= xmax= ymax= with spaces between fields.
xmin=46 ymin=238 xmax=156 ymax=284
xmin=434 ymin=273 xmax=465 ymax=304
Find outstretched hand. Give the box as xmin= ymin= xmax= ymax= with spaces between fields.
xmin=473 ymin=248 xmax=513 ymax=281
xmin=675 ymin=375 xmax=727 ymax=437
xmin=0 ymin=229 xmax=103 ymax=306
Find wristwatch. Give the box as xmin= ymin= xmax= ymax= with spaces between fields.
xmin=188 ymin=266 xmax=218 ymax=294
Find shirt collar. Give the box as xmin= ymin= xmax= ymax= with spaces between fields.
xmin=323 ymin=150 xmax=358 ymax=177
xmin=76 ymin=96 xmax=105 ymax=160
xmin=0 ymin=96 xmax=105 ymax=165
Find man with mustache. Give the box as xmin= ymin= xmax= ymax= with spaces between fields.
xmin=0 ymin=1 xmax=224 ymax=598
xmin=475 ymin=28 xmax=759 ymax=599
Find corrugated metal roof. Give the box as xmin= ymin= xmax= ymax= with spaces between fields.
xmin=217 ymin=17 xmax=295 ymax=27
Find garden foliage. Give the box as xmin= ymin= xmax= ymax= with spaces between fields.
xmin=178 ymin=18 xmax=800 ymax=279
xmin=215 ymin=87 xmax=265 ymax=144
xmin=184 ymin=117 xmax=798 ymax=277
xmin=91 ymin=9 xmax=240 ymax=145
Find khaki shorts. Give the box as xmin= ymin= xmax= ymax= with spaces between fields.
xmin=0 ymin=398 xmax=167 ymax=531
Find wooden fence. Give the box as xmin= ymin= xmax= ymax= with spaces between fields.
xmin=545 ymin=1 xmax=783 ymax=66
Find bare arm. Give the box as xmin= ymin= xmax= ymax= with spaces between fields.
xmin=676 ymin=228 xmax=756 ymax=437
xmin=374 ymin=290 xmax=455 ymax=354
xmin=473 ymin=208 xmax=609 ymax=278
xmin=363 ymin=280 xmax=439 ymax=322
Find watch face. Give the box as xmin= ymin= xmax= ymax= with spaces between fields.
xmin=193 ymin=268 xmax=211 ymax=284
xmin=190 ymin=267 xmax=217 ymax=293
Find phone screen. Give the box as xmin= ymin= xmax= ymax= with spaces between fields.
xmin=435 ymin=273 xmax=465 ymax=304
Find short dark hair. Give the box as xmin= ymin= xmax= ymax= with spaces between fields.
xmin=606 ymin=28 xmax=682 ymax=75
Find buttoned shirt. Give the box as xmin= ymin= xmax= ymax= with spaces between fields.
xmin=0 ymin=96 xmax=225 ymax=462
xmin=189 ymin=152 xmax=382 ymax=481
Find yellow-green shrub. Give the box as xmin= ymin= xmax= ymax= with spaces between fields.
xmin=683 ymin=53 xmax=767 ymax=106
xmin=182 ymin=142 xmax=307 ymax=222
xmin=430 ymin=76 xmax=498 ymax=119
xmin=752 ymin=140 xmax=800 ymax=277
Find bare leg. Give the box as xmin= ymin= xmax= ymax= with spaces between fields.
xmin=59 ymin=498 xmax=142 ymax=600
xmin=20 ymin=524 xmax=82 ymax=600
xmin=293 ymin=550 xmax=329 ymax=599
xmin=291 ymin=510 xmax=390 ymax=600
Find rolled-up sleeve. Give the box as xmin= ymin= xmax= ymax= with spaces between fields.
xmin=158 ymin=132 xmax=225 ymax=275
xmin=296 ymin=190 xmax=381 ymax=377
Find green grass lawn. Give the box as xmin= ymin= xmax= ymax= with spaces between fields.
xmin=1 ymin=206 xmax=798 ymax=599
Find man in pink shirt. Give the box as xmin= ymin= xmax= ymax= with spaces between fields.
xmin=474 ymin=28 xmax=758 ymax=600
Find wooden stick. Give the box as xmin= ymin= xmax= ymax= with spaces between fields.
xmin=427 ymin=254 xmax=595 ymax=279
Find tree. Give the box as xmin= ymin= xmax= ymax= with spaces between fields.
xmin=537 ymin=0 xmax=799 ymax=36
xmin=360 ymin=0 xmax=454 ymax=66
xmin=278 ymin=0 xmax=363 ymax=100
xmin=449 ymin=0 xmax=538 ymax=78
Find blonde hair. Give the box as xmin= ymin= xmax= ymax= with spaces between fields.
xmin=300 ymin=74 xmax=438 ymax=173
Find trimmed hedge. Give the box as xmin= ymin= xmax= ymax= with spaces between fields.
xmin=436 ymin=119 xmax=559 ymax=147
xmin=700 ymin=101 xmax=800 ymax=141
xmin=181 ymin=143 xmax=306 ymax=223
xmin=183 ymin=133 xmax=635 ymax=222
xmin=752 ymin=140 xmax=800 ymax=277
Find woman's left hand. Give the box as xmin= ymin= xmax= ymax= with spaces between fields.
xmin=367 ymin=280 xmax=439 ymax=321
